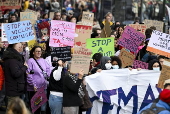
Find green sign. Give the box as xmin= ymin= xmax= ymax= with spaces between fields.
xmin=86 ymin=37 xmax=115 ymax=57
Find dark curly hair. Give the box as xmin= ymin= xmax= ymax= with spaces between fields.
xmin=110 ymin=56 xmax=122 ymax=68
xmin=148 ymin=59 xmax=162 ymax=71
xmin=30 ymin=46 xmax=43 ymax=58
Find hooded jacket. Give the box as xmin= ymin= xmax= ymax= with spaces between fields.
xmin=3 ymin=48 xmax=27 ymax=96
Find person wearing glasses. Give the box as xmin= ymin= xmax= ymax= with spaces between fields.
xmin=27 ymin=46 xmax=51 ymax=114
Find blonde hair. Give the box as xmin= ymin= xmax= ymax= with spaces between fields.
xmin=6 ymin=97 xmax=30 ymax=114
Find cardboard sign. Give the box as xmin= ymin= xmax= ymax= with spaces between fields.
xmin=100 ymin=20 xmax=112 ymax=38
xmin=20 ymin=12 xmax=37 ymax=39
xmin=49 ymin=12 xmax=54 ymax=19
xmin=50 ymin=20 xmax=76 ymax=47
xmin=3 ymin=20 xmax=34 ymax=44
xmin=132 ymin=60 xmax=148 ymax=69
xmin=70 ymin=47 xmax=92 ymax=74
xmin=0 ymin=0 xmax=21 ymax=9
xmin=31 ymin=87 xmax=48 ymax=113
xmin=51 ymin=46 xmax=71 ymax=62
xmin=129 ymin=24 xmax=147 ymax=35
xmin=157 ymin=60 xmax=170 ymax=89
xmin=86 ymin=37 xmax=114 ymax=57
xmin=74 ymin=47 xmax=92 ymax=56
xmin=82 ymin=12 xmax=94 ymax=26
xmin=147 ymin=30 xmax=170 ymax=57
xmin=20 ymin=12 xmax=36 ymax=24
xmin=35 ymin=19 xmax=50 ymax=43
xmin=118 ymin=26 xmax=145 ymax=53
xmin=74 ymin=25 xmax=92 ymax=47
xmin=119 ymin=48 xmax=135 ymax=68
xmin=1 ymin=23 xmax=7 ymax=41
xmin=144 ymin=19 xmax=164 ymax=32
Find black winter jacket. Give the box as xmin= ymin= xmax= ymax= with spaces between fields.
xmin=3 ymin=48 xmax=27 ymax=96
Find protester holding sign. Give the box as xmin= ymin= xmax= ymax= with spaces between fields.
xmin=148 ymin=59 xmax=162 ymax=71
xmin=27 ymin=46 xmax=51 ymax=114
xmin=63 ymin=69 xmax=84 ymax=114
xmin=3 ymin=43 xmax=28 ymax=106
xmin=110 ymin=56 xmax=122 ymax=69
xmin=97 ymin=56 xmax=111 ymax=70
xmin=49 ymin=60 xmax=65 ymax=114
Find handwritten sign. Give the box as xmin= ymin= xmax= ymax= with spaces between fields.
xmin=20 ymin=12 xmax=37 ymax=39
xmin=82 ymin=12 xmax=94 ymax=26
xmin=51 ymin=46 xmax=71 ymax=62
xmin=31 ymin=87 xmax=48 ymax=113
xmin=20 ymin=12 xmax=36 ymax=24
xmin=118 ymin=26 xmax=145 ymax=53
xmin=74 ymin=47 xmax=92 ymax=56
xmin=129 ymin=24 xmax=147 ymax=35
xmin=147 ymin=30 xmax=170 ymax=57
xmin=86 ymin=37 xmax=114 ymax=57
xmin=144 ymin=19 xmax=164 ymax=32
xmin=35 ymin=19 xmax=50 ymax=42
xmin=157 ymin=60 xmax=170 ymax=89
xmin=1 ymin=23 xmax=7 ymax=41
xmin=118 ymin=48 xmax=135 ymax=68
xmin=74 ymin=25 xmax=92 ymax=47
xmin=132 ymin=60 xmax=148 ymax=69
xmin=3 ymin=20 xmax=34 ymax=44
xmin=50 ymin=20 xmax=75 ymax=47
xmin=70 ymin=47 xmax=92 ymax=74
xmin=0 ymin=0 xmax=21 ymax=9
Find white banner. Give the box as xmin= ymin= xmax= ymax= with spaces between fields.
xmin=85 ymin=69 xmax=161 ymax=114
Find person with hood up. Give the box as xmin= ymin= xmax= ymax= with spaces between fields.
xmin=91 ymin=56 xmax=111 ymax=74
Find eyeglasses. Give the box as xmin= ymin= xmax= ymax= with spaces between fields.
xmin=35 ymin=51 xmax=42 ymax=53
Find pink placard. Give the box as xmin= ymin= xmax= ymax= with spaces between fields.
xmin=117 ymin=26 xmax=145 ymax=53
xmin=132 ymin=60 xmax=148 ymax=69
xmin=50 ymin=20 xmax=76 ymax=47
xmin=31 ymin=87 xmax=48 ymax=113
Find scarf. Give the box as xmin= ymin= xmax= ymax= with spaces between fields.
xmin=69 ymin=73 xmax=85 ymax=99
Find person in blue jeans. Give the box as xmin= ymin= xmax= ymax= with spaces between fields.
xmin=49 ymin=60 xmax=65 ymax=114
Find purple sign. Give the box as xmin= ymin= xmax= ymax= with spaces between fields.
xmin=117 ymin=26 xmax=145 ymax=53
xmin=31 ymin=87 xmax=48 ymax=113
xmin=133 ymin=60 xmax=148 ymax=69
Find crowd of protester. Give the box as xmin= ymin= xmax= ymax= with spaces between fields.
xmin=0 ymin=0 xmax=170 ymax=114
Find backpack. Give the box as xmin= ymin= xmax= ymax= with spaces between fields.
xmin=140 ymin=103 xmax=167 ymax=114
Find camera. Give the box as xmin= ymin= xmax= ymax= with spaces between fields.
xmin=30 ymin=70 xmax=34 ymax=74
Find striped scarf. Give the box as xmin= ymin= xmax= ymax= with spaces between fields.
xmin=69 ymin=73 xmax=85 ymax=99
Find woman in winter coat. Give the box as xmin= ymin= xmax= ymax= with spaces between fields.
xmin=3 ymin=43 xmax=28 ymax=106
xmin=27 ymin=46 xmax=51 ymax=114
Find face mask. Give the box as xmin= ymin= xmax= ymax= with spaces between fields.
xmin=105 ymin=63 xmax=112 ymax=70
xmin=112 ymin=65 xmax=119 ymax=69
xmin=153 ymin=67 xmax=160 ymax=71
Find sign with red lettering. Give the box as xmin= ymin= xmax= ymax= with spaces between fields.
xmin=50 ymin=20 xmax=76 ymax=47
xmin=0 ymin=0 xmax=21 ymax=9
xmin=118 ymin=26 xmax=145 ymax=53
xmin=129 ymin=24 xmax=147 ymax=35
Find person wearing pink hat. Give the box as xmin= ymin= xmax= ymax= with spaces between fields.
xmin=137 ymin=89 xmax=170 ymax=114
